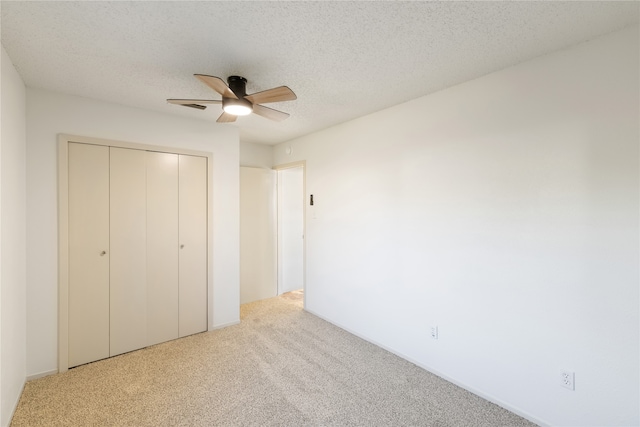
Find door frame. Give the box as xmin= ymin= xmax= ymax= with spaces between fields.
xmin=57 ymin=134 xmax=213 ymax=373
xmin=272 ymin=161 xmax=306 ymax=305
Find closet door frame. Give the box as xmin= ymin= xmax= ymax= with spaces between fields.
xmin=58 ymin=134 xmax=213 ymax=373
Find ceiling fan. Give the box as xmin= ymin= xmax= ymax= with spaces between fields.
xmin=167 ymin=75 xmax=297 ymax=123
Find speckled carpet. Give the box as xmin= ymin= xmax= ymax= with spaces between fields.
xmin=11 ymin=294 xmax=536 ymax=426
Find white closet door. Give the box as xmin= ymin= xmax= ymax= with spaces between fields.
xmin=178 ymin=155 xmax=208 ymax=337
xmin=146 ymin=151 xmax=179 ymax=346
xmin=110 ymin=147 xmax=148 ymax=356
xmin=68 ymin=143 xmax=110 ymax=367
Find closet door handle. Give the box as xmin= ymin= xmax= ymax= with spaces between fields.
xmin=180 ymin=244 xmax=185 ymax=249
xmin=100 ymin=250 xmax=107 ymax=256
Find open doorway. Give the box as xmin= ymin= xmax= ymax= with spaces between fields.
xmin=275 ymin=163 xmax=305 ymax=304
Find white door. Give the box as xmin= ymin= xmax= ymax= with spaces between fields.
xmin=277 ymin=166 xmax=304 ymax=294
xmin=240 ymin=167 xmax=277 ymax=304
xmin=62 ymin=140 xmax=210 ymax=370
xmin=146 ymin=151 xmax=180 ymax=346
xmin=178 ymin=155 xmax=208 ymax=337
xmin=68 ymin=143 xmax=110 ymax=367
xmin=110 ymin=147 xmax=148 ymax=357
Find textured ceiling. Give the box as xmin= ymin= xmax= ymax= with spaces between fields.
xmin=1 ymin=1 xmax=638 ymax=145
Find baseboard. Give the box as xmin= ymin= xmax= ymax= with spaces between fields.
xmin=305 ymin=308 xmax=549 ymax=427
xmin=210 ymin=320 xmax=240 ymax=330
xmin=26 ymin=369 xmax=58 ymax=381
xmin=3 ymin=379 xmax=26 ymax=427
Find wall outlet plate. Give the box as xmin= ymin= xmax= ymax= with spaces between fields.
xmin=561 ymin=370 xmax=575 ymax=390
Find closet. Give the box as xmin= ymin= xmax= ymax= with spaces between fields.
xmin=64 ymin=140 xmax=208 ymax=369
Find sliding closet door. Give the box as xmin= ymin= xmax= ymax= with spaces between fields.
xmin=68 ymin=143 xmax=110 ymax=367
xmin=110 ymin=147 xmax=147 ymax=356
xmin=178 ymin=155 xmax=208 ymax=337
xmin=146 ymin=151 xmax=179 ymax=346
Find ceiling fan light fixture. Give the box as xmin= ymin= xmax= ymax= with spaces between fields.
xmin=169 ymin=74 xmax=296 ymax=122
xmin=223 ymin=98 xmax=253 ymax=116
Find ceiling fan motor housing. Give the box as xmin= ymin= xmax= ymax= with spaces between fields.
xmin=223 ymin=76 xmax=253 ymax=114
xmin=227 ymin=76 xmax=248 ymax=97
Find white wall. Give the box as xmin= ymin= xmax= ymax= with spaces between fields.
xmin=240 ymin=141 xmax=273 ymax=168
xmin=26 ymin=88 xmax=240 ymax=378
xmin=0 ymin=46 xmax=27 ymax=427
xmin=274 ymin=27 xmax=639 ymax=427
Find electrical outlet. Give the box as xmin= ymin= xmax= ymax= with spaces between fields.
xmin=430 ymin=325 xmax=438 ymax=340
xmin=560 ymin=370 xmax=575 ymax=390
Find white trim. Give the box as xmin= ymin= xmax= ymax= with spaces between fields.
xmin=58 ymin=133 xmax=211 ymax=157
xmin=209 ymin=320 xmax=240 ymax=330
xmin=206 ymin=150 xmax=214 ymax=332
xmin=26 ymin=369 xmax=58 ymax=382
xmin=57 ymin=134 xmax=214 ymax=373
xmin=3 ymin=380 xmax=25 ymax=427
xmin=272 ymin=160 xmax=306 ymax=171
xmin=57 ymin=136 xmax=69 ymax=373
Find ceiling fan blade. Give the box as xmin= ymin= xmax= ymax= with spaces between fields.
xmin=195 ymin=74 xmax=238 ymax=99
xmin=245 ymin=86 xmax=297 ymax=104
xmin=167 ymin=99 xmax=222 ymax=105
xmin=216 ymin=112 xmax=238 ymax=123
xmin=252 ymin=104 xmax=290 ymax=122
xmin=167 ymin=99 xmax=221 ymax=110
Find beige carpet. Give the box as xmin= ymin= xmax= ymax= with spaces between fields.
xmin=11 ymin=295 xmax=536 ymax=426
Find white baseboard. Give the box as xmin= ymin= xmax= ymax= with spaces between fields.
xmin=304 ymin=307 xmax=548 ymax=427
xmin=210 ymin=320 xmax=240 ymax=330
xmin=26 ymin=369 xmax=58 ymax=381
xmin=3 ymin=379 xmax=26 ymax=427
